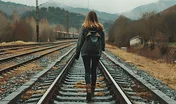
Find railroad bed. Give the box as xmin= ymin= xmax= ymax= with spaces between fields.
xmin=41 ymin=58 xmax=118 ymax=104
xmin=1 ymin=43 xmax=176 ymax=104
xmin=0 ymin=41 xmax=76 ymax=101
xmin=1 ymin=50 xmax=131 ymax=104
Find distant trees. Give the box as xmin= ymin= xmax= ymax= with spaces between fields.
xmin=22 ymin=7 xmax=85 ymax=30
xmin=108 ymin=11 xmax=176 ymax=48
xmin=164 ymin=13 xmax=176 ymax=42
xmin=108 ymin=15 xmax=131 ymax=47
xmin=108 ymin=11 xmax=176 ymax=62
xmin=11 ymin=10 xmax=20 ymax=23
xmin=0 ymin=10 xmax=60 ymax=42
xmin=0 ymin=6 xmax=90 ymax=43
xmin=0 ymin=11 xmax=9 ymax=42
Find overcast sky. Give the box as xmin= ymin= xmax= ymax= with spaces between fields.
xmin=2 ymin=0 xmax=159 ymax=13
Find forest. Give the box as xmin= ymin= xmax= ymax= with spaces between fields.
xmin=22 ymin=7 xmax=85 ymax=29
xmin=22 ymin=7 xmax=112 ymax=32
xmin=0 ymin=6 xmax=112 ymax=43
xmin=0 ymin=9 xmax=59 ymax=42
xmin=0 ymin=7 xmax=85 ymax=42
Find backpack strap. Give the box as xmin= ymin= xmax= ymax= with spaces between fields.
xmin=86 ymin=31 xmax=101 ymax=38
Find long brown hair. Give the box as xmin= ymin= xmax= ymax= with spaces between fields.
xmin=82 ymin=11 xmax=104 ymax=31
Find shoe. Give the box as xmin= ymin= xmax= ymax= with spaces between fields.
xmin=91 ymin=85 xmax=95 ymax=96
xmin=86 ymin=84 xmax=92 ymax=102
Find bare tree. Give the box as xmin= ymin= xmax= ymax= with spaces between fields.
xmin=39 ymin=18 xmax=52 ymax=42
xmin=108 ymin=15 xmax=130 ymax=47
xmin=25 ymin=17 xmax=36 ymax=41
xmin=164 ymin=13 xmax=176 ymax=42
xmin=0 ymin=12 xmax=9 ymax=42
xmin=11 ymin=10 xmax=20 ymax=23
xmin=142 ymin=11 xmax=159 ymax=50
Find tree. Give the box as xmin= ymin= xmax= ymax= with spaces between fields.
xmin=164 ymin=13 xmax=176 ymax=42
xmin=108 ymin=15 xmax=130 ymax=47
xmin=142 ymin=11 xmax=159 ymax=50
xmin=0 ymin=12 xmax=9 ymax=42
xmin=11 ymin=10 xmax=20 ymax=23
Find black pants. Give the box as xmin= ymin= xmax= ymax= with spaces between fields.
xmin=82 ymin=56 xmax=100 ymax=85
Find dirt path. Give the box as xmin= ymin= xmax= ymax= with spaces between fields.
xmin=106 ymin=44 xmax=176 ymax=90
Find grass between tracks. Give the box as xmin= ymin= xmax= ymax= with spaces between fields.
xmin=0 ymin=41 xmax=35 ymax=46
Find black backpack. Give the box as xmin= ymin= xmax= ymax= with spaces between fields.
xmin=84 ymin=31 xmax=101 ymax=55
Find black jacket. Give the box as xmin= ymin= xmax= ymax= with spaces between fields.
xmin=75 ymin=27 xmax=105 ymax=59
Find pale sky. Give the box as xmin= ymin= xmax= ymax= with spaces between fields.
xmin=2 ymin=0 xmax=159 ymax=13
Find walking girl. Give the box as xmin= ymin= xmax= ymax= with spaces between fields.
xmin=75 ymin=11 xmax=105 ymax=102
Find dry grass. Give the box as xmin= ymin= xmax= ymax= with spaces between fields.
xmin=106 ymin=44 xmax=176 ymax=90
xmin=0 ymin=47 xmax=38 ymax=58
xmin=0 ymin=62 xmax=17 ymax=69
xmin=21 ymin=90 xmax=45 ymax=100
xmin=97 ymin=77 xmax=104 ymax=81
xmin=96 ymin=92 xmax=104 ymax=96
xmin=0 ymin=41 xmax=35 ymax=46
xmin=73 ymin=79 xmax=106 ymax=96
xmin=0 ymin=62 xmax=40 ymax=89
xmin=136 ymin=92 xmax=153 ymax=99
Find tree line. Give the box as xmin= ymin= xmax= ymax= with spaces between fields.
xmin=0 ymin=10 xmax=63 ymax=42
xmin=22 ymin=7 xmax=112 ymax=33
xmin=0 ymin=6 xmax=113 ymax=43
xmin=108 ymin=11 xmax=176 ymax=63
xmin=0 ymin=7 xmax=86 ymax=42
xmin=109 ymin=11 xmax=176 ymax=47
xmin=22 ymin=7 xmax=85 ymax=30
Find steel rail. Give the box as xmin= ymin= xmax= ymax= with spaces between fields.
xmin=0 ymin=43 xmax=75 ymax=74
xmin=0 ymin=41 xmax=73 ymax=62
xmin=99 ymin=60 xmax=132 ymax=104
xmin=103 ymin=51 xmax=176 ymax=104
xmin=37 ymin=52 xmax=75 ymax=104
xmin=38 ymin=56 xmax=132 ymax=104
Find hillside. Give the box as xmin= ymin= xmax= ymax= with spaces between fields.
xmin=67 ymin=7 xmax=119 ymax=21
xmin=40 ymin=1 xmax=119 ymax=21
xmin=0 ymin=0 xmax=119 ymax=22
xmin=21 ymin=7 xmax=113 ymax=32
xmin=22 ymin=7 xmax=85 ymax=29
xmin=0 ymin=0 xmax=34 ymax=15
xmin=122 ymin=0 xmax=176 ymax=20
xmin=160 ymin=5 xmax=176 ymax=15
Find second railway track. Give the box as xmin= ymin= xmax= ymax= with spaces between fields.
xmin=0 ymin=41 xmax=76 ymax=100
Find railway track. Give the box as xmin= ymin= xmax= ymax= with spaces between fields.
xmin=0 ymin=41 xmax=76 ymax=74
xmin=0 ymin=40 xmax=76 ymax=63
xmin=1 ymin=46 xmax=176 ymax=104
xmin=101 ymin=52 xmax=176 ymax=104
xmin=0 ymin=44 xmax=50 ymax=58
xmin=1 ymin=46 xmax=76 ymax=104
xmin=6 ymin=57 xmax=131 ymax=103
xmin=1 ymin=51 xmax=132 ymax=104
xmin=0 ymin=41 xmax=76 ymax=100
xmin=36 ymin=58 xmax=129 ymax=104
